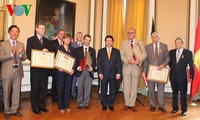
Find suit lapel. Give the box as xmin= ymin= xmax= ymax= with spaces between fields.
xmin=177 ymin=49 xmax=185 ymax=64
xmin=34 ymin=36 xmax=43 ymax=48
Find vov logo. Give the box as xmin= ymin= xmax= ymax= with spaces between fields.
xmin=6 ymin=4 xmax=32 ymax=16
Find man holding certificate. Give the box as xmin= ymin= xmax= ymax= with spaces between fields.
xmin=26 ymin=23 xmax=50 ymax=114
xmin=120 ymin=28 xmax=147 ymax=112
xmin=142 ymin=32 xmax=170 ymax=112
xmin=74 ymin=34 xmax=96 ymax=109
xmin=169 ymin=37 xmax=194 ymax=116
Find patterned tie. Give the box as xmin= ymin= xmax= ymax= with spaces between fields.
xmin=154 ymin=43 xmax=158 ymax=65
xmin=107 ymin=47 xmax=111 ymax=60
xmin=39 ymin=38 xmax=43 ymax=45
xmin=85 ymin=48 xmax=88 ymax=58
xmin=176 ymin=49 xmax=181 ymax=63
xmin=12 ymin=41 xmax=18 ymax=65
xmin=130 ymin=40 xmax=133 ymax=49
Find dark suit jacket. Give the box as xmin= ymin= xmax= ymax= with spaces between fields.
xmin=97 ymin=47 xmax=122 ymax=79
xmin=169 ymin=49 xmax=194 ymax=83
xmin=50 ymin=39 xmax=60 ymax=54
xmin=74 ymin=46 xmax=96 ymax=78
xmin=26 ymin=35 xmax=50 ymax=73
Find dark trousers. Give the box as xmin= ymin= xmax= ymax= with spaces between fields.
xmin=51 ymin=70 xmax=58 ymax=100
xmin=170 ymin=80 xmax=187 ymax=112
xmin=30 ymin=70 xmax=48 ymax=111
xmin=100 ymin=77 xmax=116 ymax=107
xmin=57 ymin=71 xmax=72 ymax=109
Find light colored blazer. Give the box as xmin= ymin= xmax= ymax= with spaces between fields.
xmin=120 ymin=39 xmax=147 ymax=76
xmin=0 ymin=40 xmax=27 ymax=79
xmin=143 ymin=42 xmax=170 ymax=73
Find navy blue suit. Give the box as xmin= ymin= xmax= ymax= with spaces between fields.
xmin=26 ymin=35 xmax=50 ymax=111
xmin=169 ymin=49 xmax=194 ymax=112
xmin=50 ymin=39 xmax=62 ymax=101
xmin=97 ymin=47 xmax=122 ymax=107
xmin=56 ymin=45 xmax=75 ymax=109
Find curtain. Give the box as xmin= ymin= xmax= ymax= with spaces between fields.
xmin=107 ymin=0 xmax=123 ymax=49
xmin=124 ymin=0 xmax=148 ymax=45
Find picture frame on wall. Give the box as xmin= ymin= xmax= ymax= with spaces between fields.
xmin=35 ymin=0 xmax=76 ymax=40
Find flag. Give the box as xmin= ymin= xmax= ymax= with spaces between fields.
xmin=190 ymin=17 xmax=200 ymax=99
xmin=150 ymin=18 xmax=155 ymax=43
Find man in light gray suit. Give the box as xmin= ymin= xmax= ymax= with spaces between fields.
xmin=142 ymin=32 xmax=170 ymax=112
xmin=0 ymin=25 xmax=26 ymax=119
xmin=120 ymin=28 xmax=147 ymax=112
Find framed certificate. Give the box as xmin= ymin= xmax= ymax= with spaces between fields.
xmin=31 ymin=49 xmax=55 ymax=69
xmin=54 ymin=50 xmax=76 ymax=74
xmin=147 ymin=65 xmax=170 ymax=83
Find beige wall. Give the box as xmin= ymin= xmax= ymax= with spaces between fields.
xmin=156 ymin=0 xmax=190 ymax=50
xmin=13 ymin=0 xmax=90 ymax=47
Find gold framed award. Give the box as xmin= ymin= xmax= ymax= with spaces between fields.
xmin=147 ymin=65 xmax=170 ymax=83
xmin=54 ymin=50 xmax=76 ymax=74
xmin=30 ymin=49 xmax=55 ymax=69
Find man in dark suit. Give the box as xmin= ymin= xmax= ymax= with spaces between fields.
xmin=50 ymin=29 xmax=65 ymax=102
xmin=169 ymin=37 xmax=194 ymax=116
xmin=142 ymin=32 xmax=170 ymax=113
xmin=0 ymin=25 xmax=26 ymax=119
xmin=74 ymin=34 xmax=96 ymax=109
xmin=70 ymin=32 xmax=83 ymax=99
xmin=26 ymin=23 xmax=50 ymax=114
xmin=97 ymin=35 xmax=122 ymax=111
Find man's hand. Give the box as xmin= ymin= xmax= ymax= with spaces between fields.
xmin=157 ymin=64 xmax=164 ymax=70
xmin=18 ymin=47 xmax=24 ymax=54
xmin=77 ymin=66 xmax=82 ymax=71
xmin=42 ymin=48 xmax=48 ymax=52
xmin=116 ymin=74 xmax=120 ymax=80
xmin=88 ymin=67 xmax=93 ymax=72
xmin=127 ymin=58 xmax=140 ymax=65
xmin=142 ymin=72 xmax=146 ymax=79
xmin=99 ymin=74 xmax=103 ymax=80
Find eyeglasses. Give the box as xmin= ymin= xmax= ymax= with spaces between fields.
xmin=127 ymin=32 xmax=136 ymax=34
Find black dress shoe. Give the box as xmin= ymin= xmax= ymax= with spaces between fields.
xmin=150 ymin=107 xmax=156 ymax=112
xmin=102 ymin=106 xmax=107 ymax=111
xmin=158 ymin=107 xmax=167 ymax=113
xmin=12 ymin=112 xmax=23 ymax=117
xmin=181 ymin=111 xmax=187 ymax=116
xmin=33 ymin=110 xmax=41 ymax=114
xmin=85 ymin=106 xmax=89 ymax=109
xmin=108 ymin=106 xmax=114 ymax=111
xmin=4 ymin=114 xmax=11 ymax=119
xmin=40 ymin=108 xmax=49 ymax=113
xmin=78 ymin=106 xmax=83 ymax=109
xmin=171 ymin=109 xmax=178 ymax=114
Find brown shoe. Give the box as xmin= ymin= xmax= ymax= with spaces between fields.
xmin=4 ymin=113 xmax=10 ymax=119
xmin=131 ymin=106 xmax=137 ymax=112
xmin=123 ymin=105 xmax=128 ymax=111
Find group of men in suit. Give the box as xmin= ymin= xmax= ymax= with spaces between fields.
xmin=0 ymin=24 xmax=194 ymax=119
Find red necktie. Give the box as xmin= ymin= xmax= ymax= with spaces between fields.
xmin=130 ymin=40 xmax=133 ymax=49
xmin=12 ymin=41 xmax=17 ymax=65
xmin=39 ymin=38 xmax=43 ymax=45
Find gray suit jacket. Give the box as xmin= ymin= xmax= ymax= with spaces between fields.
xmin=0 ymin=40 xmax=27 ymax=79
xmin=120 ymin=39 xmax=147 ymax=76
xmin=143 ymin=42 xmax=170 ymax=73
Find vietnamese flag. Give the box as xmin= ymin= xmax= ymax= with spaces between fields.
xmin=190 ymin=17 xmax=200 ymax=99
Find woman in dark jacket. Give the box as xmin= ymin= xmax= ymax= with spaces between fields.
xmin=56 ymin=34 xmax=75 ymax=113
